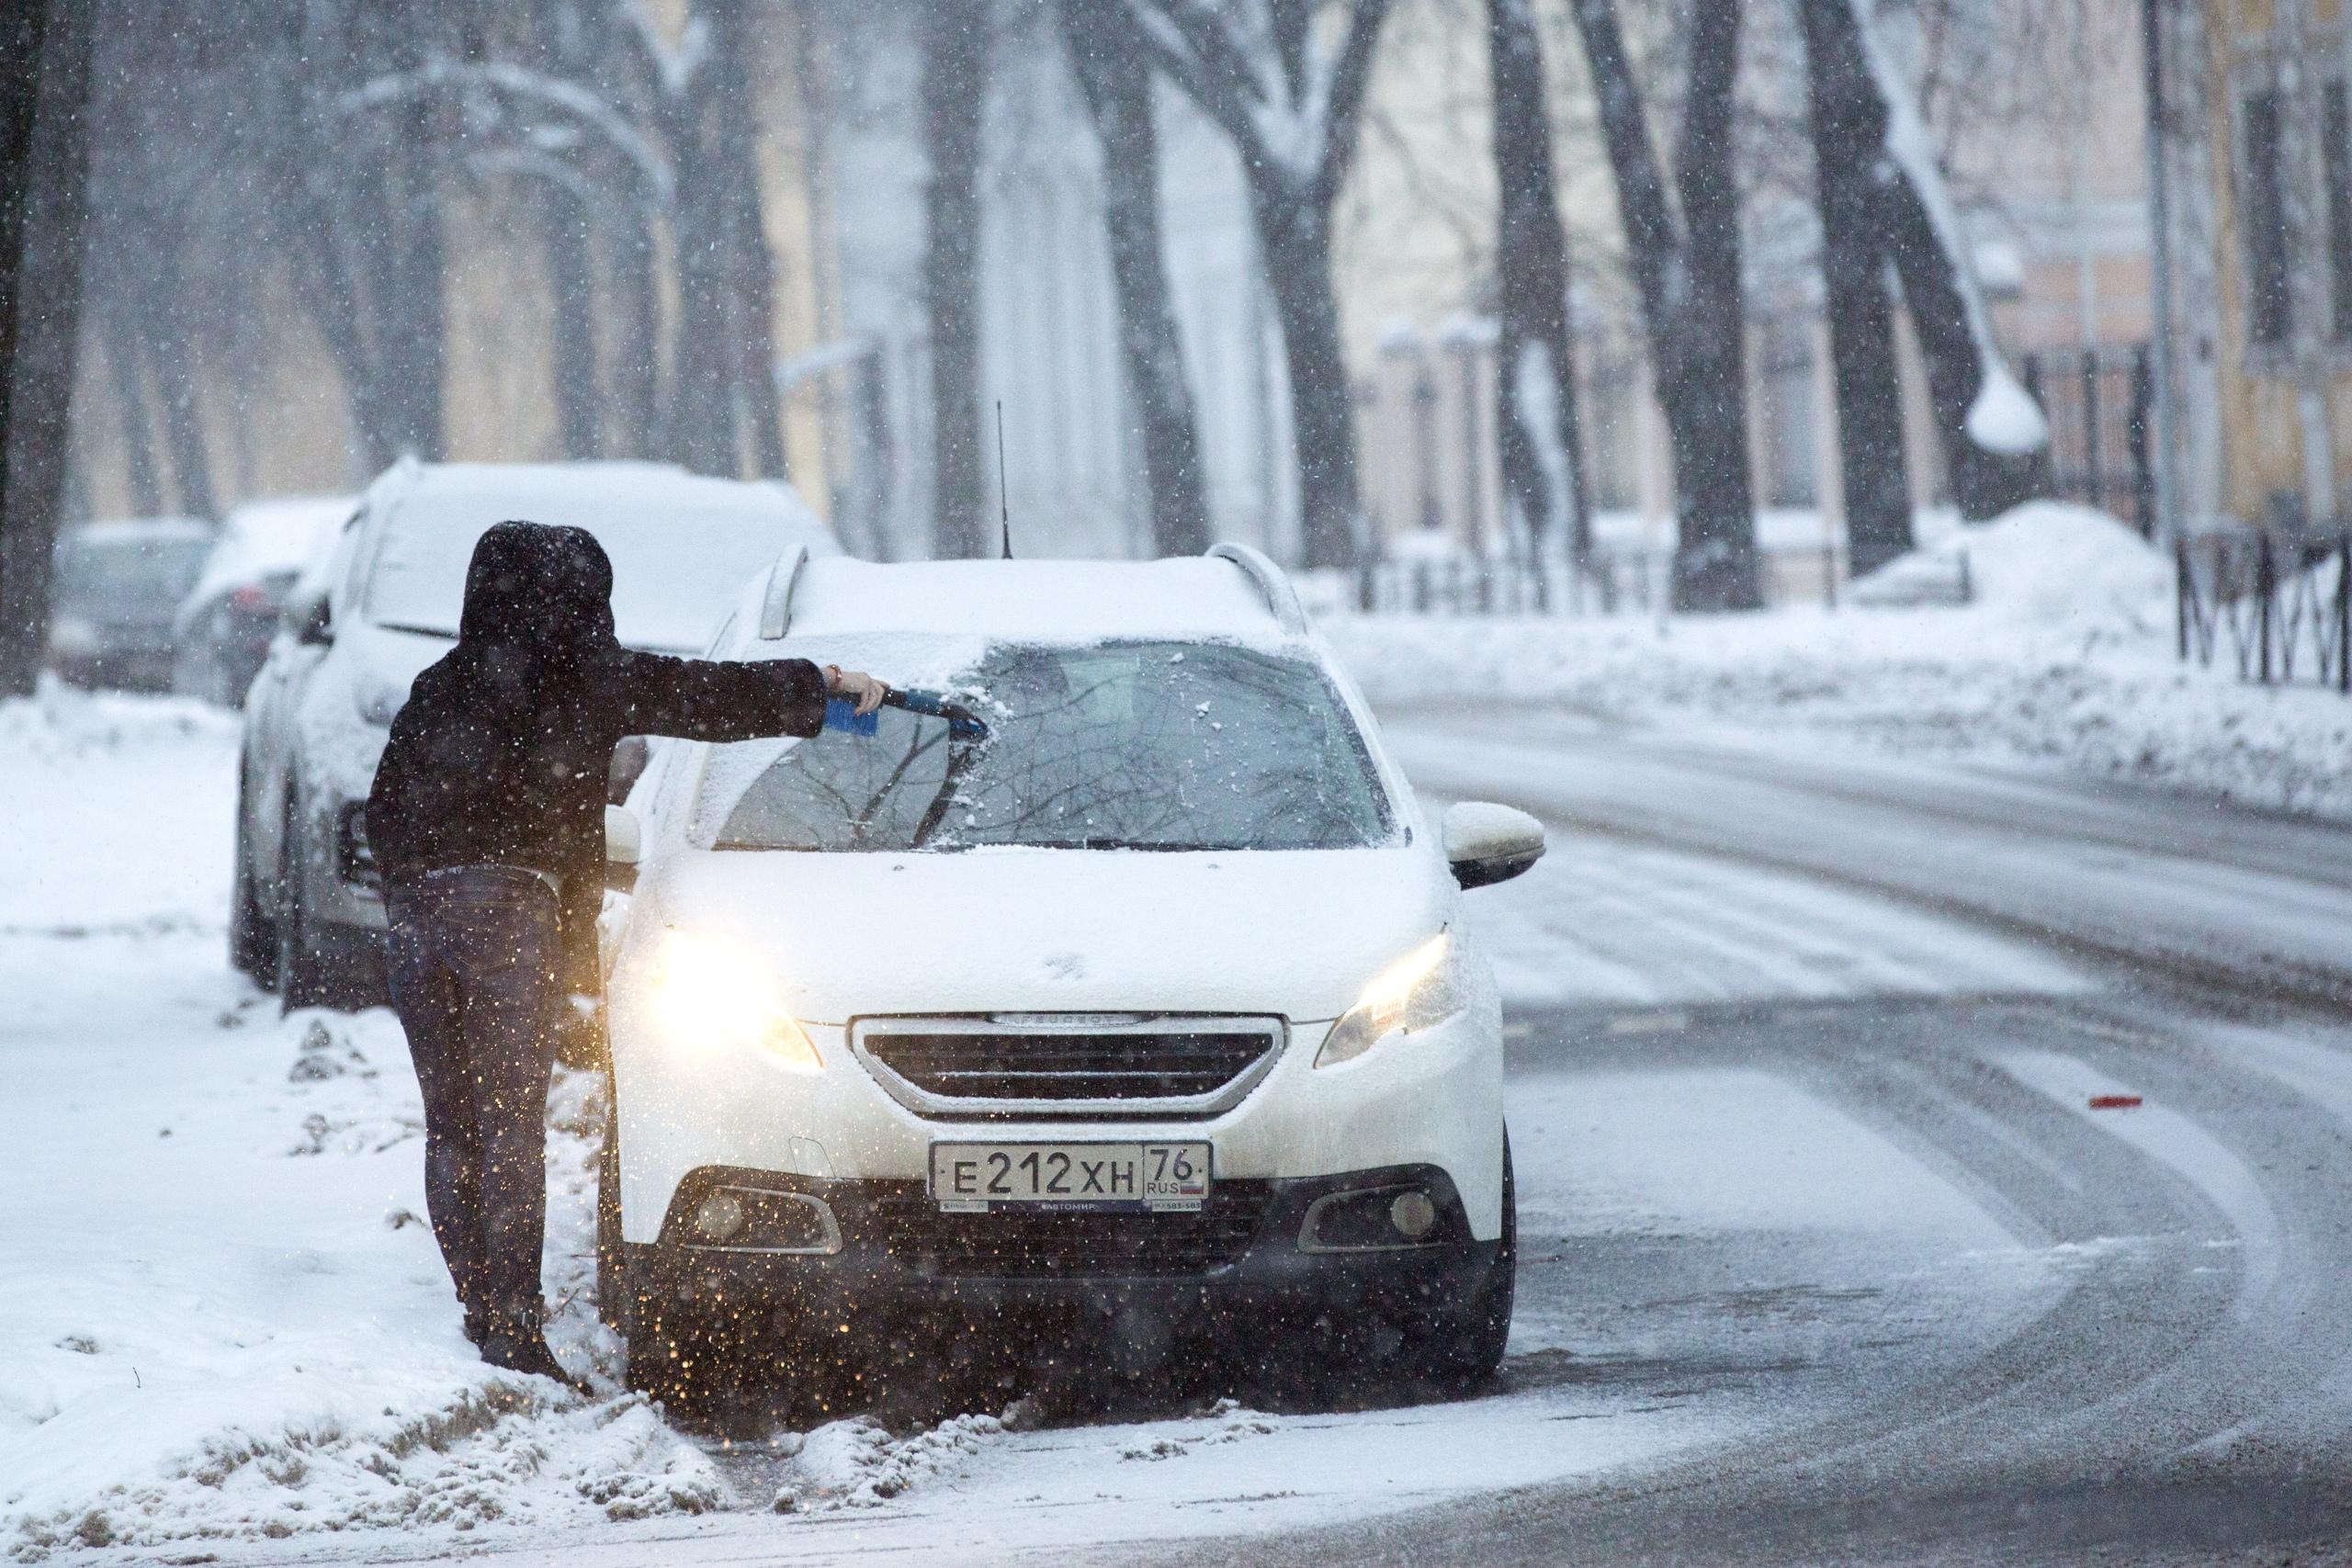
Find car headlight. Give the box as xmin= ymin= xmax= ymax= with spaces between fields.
xmin=1314 ymin=931 xmax=1463 ymax=1067
xmin=647 ymin=930 xmax=823 ymax=1071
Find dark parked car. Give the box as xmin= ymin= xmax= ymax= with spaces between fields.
xmin=173 ymin=495 xmax=353 ymax=707
xmin=47 ymin=519 xmax=216 ymax=691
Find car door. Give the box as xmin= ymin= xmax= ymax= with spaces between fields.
xmin=242 ymin=509 xmax=360 ymax=886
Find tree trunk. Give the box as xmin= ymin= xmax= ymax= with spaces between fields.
xmin=668 ymin=97 xmax=738 ymax=477
xmin=102 ymin=318 xmax=164 ymax=515
xmin=537 ymin=181 xmax=604 ymax=460
xmin=148 ymin=328 xmax=216 ymax=518
xmin=1877 ymin=175 xmax=2040 ymax=519
xmin=706 ymin=0 xmax=788 ymax=480
xmin=1812 ymin=0 xmax=2041 ymax=521
xmin=920 ymin=0 xmax=989 ymax=558
xmin=1486 ymin=0 xmax=1590 ymax=567
xmin=1570 ymin=0 xmax=1758 ymax=610
xmin=1799 ymin=0 xmax=1910 ymax=577
xmin=1058 ymin=0 xmax=1210 ymax=558
xmin=376 ymin=95 xmax=445 ymax=460
xmin=1257 ymin=201 xmax=1359 ymax=571
xmin=609 ymin=199 xmax=662 ymax=459
xmin=0 ymin=0 xmax=94 ymax=695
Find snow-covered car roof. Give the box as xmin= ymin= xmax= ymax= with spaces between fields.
xmin=356 ymin=460 xmax=835 ymax=651
xmin=58 ymin=516 xmax=214 ymax=551
xmin=184 ymin=494 xmax=353 ymax=608
xmin=774 ymin=555 xmax=1303 ymax=644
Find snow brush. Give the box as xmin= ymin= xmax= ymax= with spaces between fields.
xmin=824 ymin=686 xmax=989 ymax=739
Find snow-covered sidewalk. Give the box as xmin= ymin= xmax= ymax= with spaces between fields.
xmin=1326 ymin=504 xmax=2352 ymax=821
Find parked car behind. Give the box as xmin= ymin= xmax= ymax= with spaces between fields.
xmin=232 ymin=458 xmax=839 ymax=1007
xmin=173 ymin=494 xmax=354 ymax=707
xmin=47 ymin=518 xmax=215 ymax=691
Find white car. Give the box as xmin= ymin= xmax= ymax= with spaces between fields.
xmin=597 ymin=545 xmax=1544 ymax=1406
xmin=233 ymin=459 xmax=837 ymax=1007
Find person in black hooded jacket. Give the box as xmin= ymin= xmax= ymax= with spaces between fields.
xmin=367 ymin=521 xmax=886 ymax=1383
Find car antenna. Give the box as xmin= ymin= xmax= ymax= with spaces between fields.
xmin=996 ymin=400 xmax=1013 ymax=559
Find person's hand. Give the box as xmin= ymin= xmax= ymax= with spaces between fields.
xmin=825 ymin=665 xmax=888 ymax=716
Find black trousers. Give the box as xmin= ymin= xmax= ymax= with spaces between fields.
xmin=384 ymin=865 xmax=561 ymax=1334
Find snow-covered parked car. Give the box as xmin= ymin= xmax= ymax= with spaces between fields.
xmin=173 ymin=493 xmax=355 ymax=707
xmin=597 ymin=546 xmax=1544 ymax=1405
xmin=46 ymin=517 xmax=215 ymax=691
xmin=232 ymin=459 xmax=838 ymax=1007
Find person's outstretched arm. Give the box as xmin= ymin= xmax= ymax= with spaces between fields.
xmin=608 ymin=650 xmax=884 ymax=743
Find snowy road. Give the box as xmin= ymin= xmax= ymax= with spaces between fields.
xmin=9 ymin=694 xmax=2352 ymax=1564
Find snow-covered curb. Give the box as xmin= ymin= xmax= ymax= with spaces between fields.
xmin=1325 ymin=505 xmax=2352 ymax=820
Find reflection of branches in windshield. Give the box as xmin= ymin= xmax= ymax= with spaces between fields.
xmin=852 ymin=723 xmax=948 ymax=850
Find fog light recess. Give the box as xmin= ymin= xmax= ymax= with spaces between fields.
xmin=1300 ymin=1184 xmax=1451 ymax=1253
xmin=683 ymin=1183 xmax=844 ymax=1256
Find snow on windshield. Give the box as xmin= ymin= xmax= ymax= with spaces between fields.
xmin=362 ymin=495 xmax=794 ymax=649
xmin=703 ymin=641 xmax=1396 ymax=852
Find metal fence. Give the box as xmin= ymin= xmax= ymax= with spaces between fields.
xmin=1351 ymin=546 xmax=1851 ymax=616
xmin=2019 ymin=345 xmax=2155 ymax=534
xmin=2176 ymin=530 xmax=2352 ymax=691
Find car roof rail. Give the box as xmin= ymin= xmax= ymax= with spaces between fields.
xmin=757 ymin=543 xmax=812 ymax=639
xmin=1205 ymin=542 xmax=1307 ymax=634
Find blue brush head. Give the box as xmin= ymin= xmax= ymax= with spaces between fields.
xmin=823 ymin=697 xmax=879 ymax=737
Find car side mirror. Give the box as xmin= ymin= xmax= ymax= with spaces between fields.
xmin=605 ymin=805 xmax=641 ymax=894
xmin=1442 ymin=802 xmax=1545 ymax=890
xmin=286 ymin=592 xmax=332 ymax=647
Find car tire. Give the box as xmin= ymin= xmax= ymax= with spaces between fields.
xmin=230 ymin=766 xmax=277 ymax=984
xmin=275 ymin=795 xmax=338 ymax=1010
xmin=1394 ymin=1130 xmax=1516 ymax=1399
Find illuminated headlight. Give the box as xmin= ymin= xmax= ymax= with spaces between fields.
xmin=1314 ymin=932 xmax=1463 ymax=1067
xmin=647 ymin=931 xmax=823 ymax=1071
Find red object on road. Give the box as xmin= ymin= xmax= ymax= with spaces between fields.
xmin=2088 ymin=1094 xmax=2143 ymax=1110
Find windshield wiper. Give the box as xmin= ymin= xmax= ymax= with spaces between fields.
xmin=1020 ymin=837 xmax=1223 ymax=852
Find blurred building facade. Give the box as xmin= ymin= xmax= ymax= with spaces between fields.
xmin=2152 ymin=0 xmax=2352 ymax=534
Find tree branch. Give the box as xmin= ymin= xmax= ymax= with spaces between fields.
xmin=1314 ymin=0 xmax=1394 ymax=205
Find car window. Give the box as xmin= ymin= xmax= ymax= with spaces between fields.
xmin=51 ymin=536 xmax=212 ymax=616
xmin=359 ymin=496 xmax=787 ymax=649
xmin=707 ymin=641 xmax=1397 ymax=853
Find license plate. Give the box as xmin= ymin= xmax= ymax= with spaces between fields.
xmin=929 ymin=1141 xmax=1212 ymax=1213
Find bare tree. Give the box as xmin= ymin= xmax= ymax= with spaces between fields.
xmin=1057 ymin=0 xmax=1211 ymax=558
xmin=1810 ymin=0 xmax=2045 ymax=520
xmin=0 ymin=0 xmax=94 ymax=695
xmin=1125 ymin=0 xmax=1395 ymax=570
xmin=921 ymin=0 xmax=991 ymax=558
xmin=1570 ymin=0 xmax=1759 ymax=611
xmin=1487 ymin=0 xmax=1590 ymax=568
xmin=1797 ymin=0 xmax=1909 ymax=575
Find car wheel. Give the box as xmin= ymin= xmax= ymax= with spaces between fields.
xmin=1394 ymin=1130 xmax=1516 ymax=1399
xmin=275 ymin=800 xmax=336 ymax=1010
xmin=230 ymin=766 xmax=278 ymax=983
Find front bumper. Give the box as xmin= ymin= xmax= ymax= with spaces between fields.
xmin=609 ymin=1003 xmax=1508 ymax=1249
xmin=629 ymin=1163 xmax=1499 ymax=1324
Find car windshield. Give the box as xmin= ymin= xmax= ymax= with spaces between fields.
xmin=52 ymin=536 xmax=212 ymax=617
xmin=709 ymin=641 xmax=1396 ymax=853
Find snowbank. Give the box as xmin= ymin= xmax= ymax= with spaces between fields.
xmin=1327 ymin=504 xmax=2352 ymax=819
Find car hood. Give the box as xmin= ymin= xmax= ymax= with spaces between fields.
xmin=635 ymin=842 xmax=1448 ymax=1024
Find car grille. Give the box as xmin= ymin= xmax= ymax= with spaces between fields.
xmin=873 ymin=1183 xmax=1272 ymax=1279
xmin=852 ymin=1016 xmax=1284 ymax=1119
